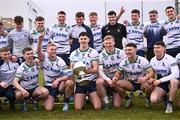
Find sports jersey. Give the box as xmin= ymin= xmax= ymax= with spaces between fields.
xmin=70 ymin=47 xmax=99 ymax=81
xmin=150 ymin=54 xmax=179 ymax=82
xmin=8 ymin=29 xmax=32 ymax=57
xmin=0 ymin=61 xmax=19 ymax=85
xmin=89 ymin=25 xmax=103 ymax=52
xmin=42 ymin=54 xmax=70 ymax=86
xmin=118 ymin=56 xmax=150 ymax=82
xmin=99 ymin=48 xmax=126 ymax=79
xmin=70 ymin=24 xmax=94 ymax=52
xmin=144 ymin=22 xmax=166 ymax=49
xmin=0 ymin=34 xmax=9 ymax=49
xmin=51 ymin=24 xmax=71 ymax=54
xmin=102 ymin=22 xmax=127 ymax=49
xmin=163 ymin=18 xmax=180 ymax=49
xmin=15 ymin=61 xmax=39 ymax=90
xmin=31 ymin=28 xmax=53 ymax=56
xmin=126 ymin=22 xmax=144 ymax=50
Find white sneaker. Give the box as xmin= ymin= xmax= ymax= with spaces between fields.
xmin=165 ymin=103 xmax=173 ymax=113
xmin=62 ymin=103 xmax=69 ymax=112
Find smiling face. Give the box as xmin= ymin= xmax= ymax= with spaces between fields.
xmin=125 ymin=46 xmax=137 ymax=59
xmin=79 ymin=35 xmax=89 ymax=48
xmin=149 ymin=13 xmax=158 ymax=23
xmin=57 ymin=13 xmax=66 ymax=24
xmin=89 ymin=15 xmax=98 ymax=26
xmin=23 ymin=50 xmax=34 ymax=63
xmin=108 ymin=14 xmax=117 ymax=25
xmin=166 ymin=7 xmax=175 ymax=20
xmin=153 ymin=45 xmax=165 ymax=58
xmin=131 ymin=13 xmax=140 ymax=23
xmin=1 ymin=51 xmax=11 ymax=61
xmin=47 ymin=44 xmax=57 ymax=58
xmin=36 ymin=20 xmax=45 ymax=31
xmin=103 ymin=36 xmax=115 ymax=52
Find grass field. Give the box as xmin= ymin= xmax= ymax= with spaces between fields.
xmin=0 ymin=71 xmax=180 ymax=120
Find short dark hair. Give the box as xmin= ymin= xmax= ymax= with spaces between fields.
xmin=108 ymin=11 xmax=116 ymax=16
xmin=75 ymin=12 xmax=85 ymax=18
xmin=126 ymin=43 xmax=137 ymax=48
xmin=79 ymin=32 xmax=89 ymax=38
xmin=14 ymin=16 xmax=23 ymax=24
xmin=89 ymin=12 xmax=97 ymax=17
xmin=57 ymin=11 xmax=66 ymax=15
xmin=35 ymin=16 xmax=44 ymax=22
xmin=22 ymin=47 xmax=32 ymax=54
xmin=0 ymin=47 xmax=10 ymax=52
xmin=165 ymin=6 xmax=174 ymax=11
xmin=154 ymin=41 xmax=166 ymax=48
xmin=131 ymin=9 xmax=140 ymax=15
xmin=0 ymin=21 xmax=3 ymax=26
xmin=149 ymin=10 xmax=158 ymax=14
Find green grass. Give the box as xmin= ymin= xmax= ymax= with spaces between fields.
xmin=0 ymin=71 xmax=180 ymax=120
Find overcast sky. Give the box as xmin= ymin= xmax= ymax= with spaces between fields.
xmin=32 ymin=0 xmax=174 ymax=27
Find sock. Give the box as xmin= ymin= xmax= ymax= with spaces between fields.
xmin=103 ymin=96 xmax=109 ymax=104
xmin=64 ymin=97 xmax=70 ymax=103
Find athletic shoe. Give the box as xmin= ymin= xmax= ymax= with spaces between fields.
xmin=165 ymin=103 xmax=173 ymax=113
xmin=103 ymin=103 xmax=109 ymax=110
xmin=62 ymin=103 xmax=69 ymax=112
xmin=125 ymin=97 xmax=133 ymax=108
xmin=32 ymin=100 xmax=39 ymax=111
xmin=21 ymin=102 xmax=28 ymax=112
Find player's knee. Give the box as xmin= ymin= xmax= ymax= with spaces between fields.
xmin=15 ymin=91 xmax=23 ymax=101
xmin=65 ymin=80 xmax=75 ymax=88
xmin=170 ymin=79 xmax=179 ymax=88
xmin=150 ymin=95 xmax=159 ymax=104
xmin=41 ymin=89 xmax=49 ymax=99
xmin=96 ymin=78 xmax=104 ymax=86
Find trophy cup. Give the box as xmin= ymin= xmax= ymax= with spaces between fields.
xmin=73 ymin=61 xmax=90 ymax=86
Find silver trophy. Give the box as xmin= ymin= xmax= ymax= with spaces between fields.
xmin=73 ymin=61 xmax=90 ymax=86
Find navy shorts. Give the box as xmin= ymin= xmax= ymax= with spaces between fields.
xmin=130 ymin=81 xmax=141 ymax=92
xmin=26 ymin=86 xmax=38 ymax=97
xmin=45 ymin=86 xmax=59 ymax=97
xmin=75 ymin=81 xmax=96 ymax=94
xmin=157 ymin=81 xmax=170 ymax=93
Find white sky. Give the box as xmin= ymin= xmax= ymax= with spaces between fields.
xmin=32 ymin=0 xmax=175 ymax=27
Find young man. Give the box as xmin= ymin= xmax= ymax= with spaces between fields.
xmin=37 ymin=33 xmax=74 ymax=112
xmin=144 ymin=10 xmax=166 ymax=61
xmin=102 ymin=11 xmax=126 ymax=50
xmin=125 ymin=9 xmax=146 ymax=57
xmin=0 ymin=47 xmax=19 ymax=111
xmin=150 ymin=41 xmax=179 ymax=113
xmin=0 ymin=22 xmax=9 ymax=49
xmin=112 ymin=43 xmax=155 ymax=108
xmin=70 ymin=32 xmax=101 ymax=110
xmin=96 ymin=35 xmax=126 ymax=110
xmin=8 ymin=16 xmax=32 ymax=64
xmin=163 ymin=6 xmax=180 ymax=57
xmin=70 ymin=12 xmax=93 ymax=53
xmin=51 ymin=11 xmax=71 ymax=65
xmin=89 ymin=12 xmax=103 ymax=53
xmin=31 ymin=16 xmax=53 ymax=58
xmin=13 ymin=47 xmax=49 ymax=112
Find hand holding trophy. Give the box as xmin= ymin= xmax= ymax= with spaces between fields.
xmin=73 ymin=61 xmax=90 ymax=86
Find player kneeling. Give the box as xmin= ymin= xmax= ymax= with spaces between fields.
xmin=13 ymin=47 xmax=49 ymax=112
xmin=112 ymin=43 xmax=155 ymax=108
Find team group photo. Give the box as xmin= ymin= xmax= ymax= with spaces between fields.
xmin=0 ymin=0 xmax=180 ymax=119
